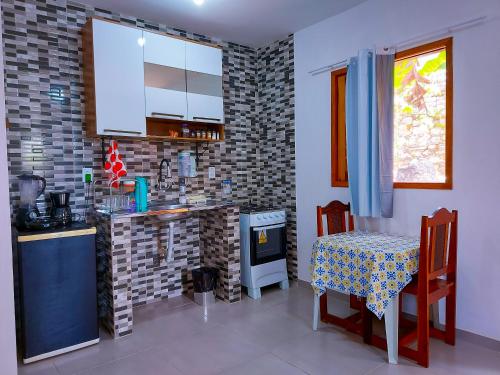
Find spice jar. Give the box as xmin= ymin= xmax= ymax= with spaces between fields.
xmin=181 ymin=124 xmax=190 ymax=138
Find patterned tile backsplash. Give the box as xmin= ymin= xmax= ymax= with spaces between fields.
xmin=2 ymin=0 xmax=297 ymax=293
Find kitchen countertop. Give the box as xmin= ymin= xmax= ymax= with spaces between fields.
xmin=95 ymin=199 xmax=240 ymax=219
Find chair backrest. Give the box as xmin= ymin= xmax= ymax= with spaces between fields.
xmin=316 ymin=200 xmax=354 ymax=237
xmin=419 ymin=208 xmax=458 ymax=283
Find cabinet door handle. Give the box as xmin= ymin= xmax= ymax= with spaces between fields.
xmin=103 ymin=129 xmax=143 ymax=135
xmin=151 ymin=112 xmax=185 ymax=119
xmin=193 ymin=116 xmax=222 ymax=122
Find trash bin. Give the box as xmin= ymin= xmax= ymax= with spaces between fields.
xmin=192 ymin=267 xmax=218 ymax=306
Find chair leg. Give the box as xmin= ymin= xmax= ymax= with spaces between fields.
xmin=349 ymin=294 xmax=360 ymax=310
xmin=417 ymin=299 xmax=430 ymax=367
xmin=319 ymin=292 xmax=328 ymax=320
xmin=445 ymin=287 xmax=456 ymax=345
xmin=313 ymin=294 xmax=320 ymax=330
xmin=361 ymin=299 xmax=372 ymax=344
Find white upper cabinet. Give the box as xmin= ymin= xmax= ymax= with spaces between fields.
xmin=186 ymin=42 xmax=222 ymax=76
xmin=84 ymin=19 xmax=225 ymax=139
xmin=91 ymin=19 xmax=146 ymax=137
xmin=143 ymin=31 xmax=186 ymax=69
xmin=145 ymin=87 xmax=187 ymax=120
xmin=143 ymin=31 xmax=188 ymax=120
xmin=185 ymin=42 xmax=223 ymax=123
xmin=187 ymin=93 xmax=224 ymax=123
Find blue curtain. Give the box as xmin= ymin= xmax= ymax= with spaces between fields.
xmin=346 ymin=50 xmax=394 ymax=218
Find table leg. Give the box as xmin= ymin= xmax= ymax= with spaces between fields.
xmin=312 ymin=294 xmax=320 ymax=331
xmin=385 ymin=294 xmax=399 ymax=365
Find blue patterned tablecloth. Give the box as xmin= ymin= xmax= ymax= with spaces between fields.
xmin=310 ymin=231 xmax=419 ymax=319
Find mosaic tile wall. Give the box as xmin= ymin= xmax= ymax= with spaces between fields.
xmin=199 ymin=206 xmax=241 ymax=303
xmin=2 ymin=0 xmax=259 ymax=213
xmin=2 ymin=0 xmax=296 ymax=301
xmin=130 ymin=215 xmax=201 ymax=306
xmin=96 ymin=206 xmax=239 ymax=338
xmin=256 ymin=36 xmax=297 ymax=278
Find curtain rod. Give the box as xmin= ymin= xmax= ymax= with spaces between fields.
xmin=308 ymin=15 xmax=487 ymax=76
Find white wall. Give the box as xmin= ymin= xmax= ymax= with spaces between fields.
xmin=295 ymin=0 xmax=500 ymax=341
xmin=0 ymin=12 xmax=18 ymax=375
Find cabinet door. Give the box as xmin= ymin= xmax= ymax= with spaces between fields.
xmin=92 ymin=19 xmax=146 ymax=137
xmin=186 ymin=42 xmax=222 ymax=76
xmin=145 ymin=87 xmax=187 ymax=120
xmin=143 ymin=31 xmax=186 ymax=69
xmin=18 ymin=234 xmax=98 ymax=359
xmin=187 ymin=93 xmax=224 ymax=123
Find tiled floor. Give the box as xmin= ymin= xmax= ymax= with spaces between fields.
xmin=18 ymin=282 xmax=500 ymax=375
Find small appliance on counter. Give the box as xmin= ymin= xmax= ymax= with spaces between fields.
xmin=240 ymin=204 xmax=289 ymax=299
xmin=15 ymin=174 xmax=51 ymax=230
xmin=14 ymin=222 xmax=99 ymax=363
xmin=49 ymin=191 xmax=73 ymax=226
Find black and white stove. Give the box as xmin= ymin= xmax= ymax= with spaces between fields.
xmin=240 ymin=204 xmax=289 ymax=299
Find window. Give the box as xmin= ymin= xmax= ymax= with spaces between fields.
xmin=331 ymin=38 xmax=453 ymax=189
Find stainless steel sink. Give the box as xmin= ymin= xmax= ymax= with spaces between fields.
xmin=147 ymin=200 xmax=192 ymax=221
xmin=148 ymin=200 xmax=192 ymax=211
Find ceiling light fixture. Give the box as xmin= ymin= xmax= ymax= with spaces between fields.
xmin=193 ymin=0 xmax=205 ymax=6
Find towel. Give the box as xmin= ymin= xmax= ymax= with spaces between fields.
xmin=104 ymin=140 xmax=127 ymax=188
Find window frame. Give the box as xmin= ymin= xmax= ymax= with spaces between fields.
xmin=331 ymin=37 xmax=453 ymax=190
xmin=331 ymin=67 xmax=348 ymax=187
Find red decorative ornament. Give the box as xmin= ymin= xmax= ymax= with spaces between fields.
xmin=104 ymin=140 xmax=127 ymax=188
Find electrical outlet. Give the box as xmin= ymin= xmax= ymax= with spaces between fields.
xmin=208 ymin=167 xmax=216 ymax=179
xmin=82 ymin=167 xmax=93 ymax=183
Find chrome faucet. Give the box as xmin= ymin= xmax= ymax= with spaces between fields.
xmin=156 ymin=159 xmax=173 ymax=191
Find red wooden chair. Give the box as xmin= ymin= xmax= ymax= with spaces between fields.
xmin=313 ymin=201 xmax=368 ymax=336
xmin=398 ymin=208 xmax=458 ymax=367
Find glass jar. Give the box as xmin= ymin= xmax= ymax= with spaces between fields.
xmin=181 ymin=124 xmax=190 ymax=138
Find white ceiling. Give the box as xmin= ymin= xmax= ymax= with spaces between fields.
xmin=78 ymin=0 xmax=368 ymax=47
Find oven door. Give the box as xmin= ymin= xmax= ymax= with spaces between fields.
xmin=250 ymin=223 xmax=287 ymax=266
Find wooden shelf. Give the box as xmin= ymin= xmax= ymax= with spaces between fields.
xmin=146 ymin=117 xmax=224 ymax=142
xmin=147 ymin=135 xmax=221 ymax=142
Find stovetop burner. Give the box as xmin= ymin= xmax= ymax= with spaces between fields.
xmin=239 ymin=203 xmax=276 ymax=214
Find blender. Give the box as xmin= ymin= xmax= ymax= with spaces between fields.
xmin=16 ymin=174 xmax=47 ymax=229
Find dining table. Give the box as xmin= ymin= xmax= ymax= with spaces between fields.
xmin=310 ymin=231 xmax=420 ymax=364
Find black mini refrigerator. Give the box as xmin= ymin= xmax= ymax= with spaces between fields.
xmin=15 ymin=224 xmax=99 ymax=363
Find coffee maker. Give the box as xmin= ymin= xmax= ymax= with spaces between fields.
xmin=50 ymin=191 xmax=73 ymax=226
xmin=16 ymin=174 xmax=47 ymax=229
